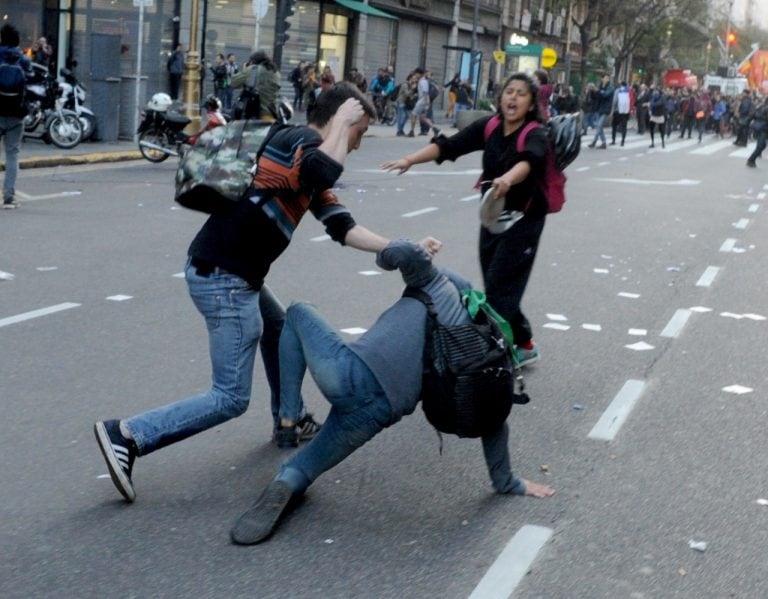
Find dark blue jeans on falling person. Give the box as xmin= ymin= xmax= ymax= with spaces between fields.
xmin=748 ymin=127 xmax=767 ymax=163
xmin=275 ymin=302 xmax=525 ymax=495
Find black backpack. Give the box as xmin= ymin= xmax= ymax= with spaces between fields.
xmin=404 ymin=287 xmax=529 ymax=441
xmin=428 ymin=80 xmax=439 ymax=101
xmin=0 ymin=53 xmax=27 ymax=117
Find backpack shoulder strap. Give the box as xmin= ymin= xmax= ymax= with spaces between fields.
xmin=402 ymin=286 xmax=437 ymax=317
xmin=515 ymin=121 xmax=541 ymax=153
xmin=483 ymin=114 xmax=501 ymax=142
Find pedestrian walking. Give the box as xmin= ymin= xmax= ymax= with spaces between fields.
xmin=588 ymin=74 xmax=614 ymax=149
xmin=94 ymin=82 xmax=440 ymax=504
xmin=230 ymin=240 xmax=554 ymax=546
xmin=648 ymin=88 xmax=667 ymax=149
xmin=746 ymin=98 xmax=768 ymax=168
xmin=409 ymin=68 xmax=440 ymax=137
xmin=610 ymin=81 xmax=632 ymax=146
xmin=383 ymin=72 xmax=550 ymax=367
xmin=0 ymin=23 xmax=32 ymax=210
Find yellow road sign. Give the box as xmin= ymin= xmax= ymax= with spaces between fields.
xmin=493 ymin=50 xmax=506 ymax=65
xmin=541 ymin=47 xmax=558 ymax=68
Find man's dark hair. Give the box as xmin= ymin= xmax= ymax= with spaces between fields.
xmin=413 ymin=67 xmax=425 ymax=76
xmin=308 ymin=81 xmax=376 ymax=127
xmin=1 ymin=23 xmax=21 ymax=47
xmin=247 ymin=50 xmax=276 ymax=71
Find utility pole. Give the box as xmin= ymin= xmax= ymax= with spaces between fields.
xmin=564 ymin=0 xmax=574 ymax=86
xmin=469 ymin=0 xmax=480 ymax=104
xmin=183 ymin=0 xmax=202 ymax=130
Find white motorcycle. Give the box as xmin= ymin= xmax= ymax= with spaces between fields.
xmin=59 ymin=67 xmax=97 ymax=141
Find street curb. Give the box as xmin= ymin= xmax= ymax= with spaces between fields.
xmin=13 ymin=150 xmax=144 ymax=170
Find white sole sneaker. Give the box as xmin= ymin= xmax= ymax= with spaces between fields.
xmin=94 ymin=421 xmax=136 ymax=502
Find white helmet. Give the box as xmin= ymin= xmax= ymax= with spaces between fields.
xmin=147 ymin=92 xmax=173 ymax=111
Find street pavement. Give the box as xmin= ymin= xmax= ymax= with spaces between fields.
xmin=2 ymin=124 xmax=768 ymax=598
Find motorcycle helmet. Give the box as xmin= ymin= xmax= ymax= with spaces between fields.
xmin=550 ymin=112 xmax=582 ymax=171
xmin=203 ymin=94 xmax=222 ymax=112
xmin=148 ymin=92 xmax=173 ymax=112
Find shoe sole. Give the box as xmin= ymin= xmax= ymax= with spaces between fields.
xmin=231 ymin=482 xmax=294 ymax=545
xmin=94 ymin=422 xmax=136 ymax=502
xmin=517 ymin=353 xmax=541 ymax=368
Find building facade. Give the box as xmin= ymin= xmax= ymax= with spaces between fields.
xmin=2 ymin=0 xmax=580 ymax=138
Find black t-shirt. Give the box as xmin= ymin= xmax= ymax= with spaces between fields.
xmin=434 ymin=116 xmax=548 ymax=216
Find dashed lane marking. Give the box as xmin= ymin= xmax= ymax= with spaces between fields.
xmin=0 ymin=302 xmax=81 ymax=328
xmin=695 ymin=266 xmax=720 ymax=287
xmin=660 ymin=309 xmax=692 ymax=338
xmin=468 ymin=525 xmax=553 ymax=599
xmin=720 ymin=238 xmax=737 ymax=252
xmin=588 ymin=379 xmax=646 ymax=441
xmin=402 ymin=207 xmax=439 ymax=218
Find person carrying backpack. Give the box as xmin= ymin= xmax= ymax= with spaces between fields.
xmin=230 ymin=240 xmax=555 ymax=545
xmin=383 ymin=72 xmax=554 ymax=367
xmin=0 ymin=23 xmax=32 ymax=209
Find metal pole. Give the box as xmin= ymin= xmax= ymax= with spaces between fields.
xmin=470 ymin=0 xmax=480 ymax=105
xmin=183 ymin=0 xmax=202 ymax=130
xmin=564 ymin=0 xmax=573 ymax=86
xmin=133 ymin=2 xmax=144 ymax=142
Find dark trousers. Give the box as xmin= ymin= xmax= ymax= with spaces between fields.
xmin=169 ymin=73 xmax=182 ymax=100
xmin=611 ymin=113 xmax=630 ymax=144
xmin=479 ymin=215 xmax=546 ymax=346
xmin=680 ymin=114 xmax=695 ymax=138
xmin=748 ymin=128 xmax=767 ymax=163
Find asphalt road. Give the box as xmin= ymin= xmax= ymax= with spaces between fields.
xmin=1 ymin=129 xmax=766 ymax=598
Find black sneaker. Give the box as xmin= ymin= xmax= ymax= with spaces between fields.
xmin=231 ymin=480 xmax=298 ymax=545
xmin=274 ymin=426 xmax=298 ymax=449
xmin=3 ymin=200 xmax=19 ymax=209
xmin=296 ymin=413 xmax=322 ymax=442
xmin=94 ymin=420 xmax=137 ymax=502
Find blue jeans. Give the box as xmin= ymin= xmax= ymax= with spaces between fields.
xmin=125 ymin=260 xmax=296 ymax=455
xmin=592 ymin=113 xmax=607 ymax=145
xmin=748 ymin=128 xmax=766 ymax=163
xmin=275 ymin=303 xmax=523 ymax=495
xmin=0 ymin=116 xmax=23 ymax=202
xmin=396 ymin=103 xmax=411 ymax=134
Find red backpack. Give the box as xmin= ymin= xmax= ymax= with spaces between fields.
xmin=481 ymin=115 xmax=567 ymax=214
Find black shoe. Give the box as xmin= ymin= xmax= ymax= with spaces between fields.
xmin=94 ymin=420 xmax=137 ymax=502
xmin=231 ymin=481 xmax=298 ymax=545
xmin=296 ymin=413 xmax=322 ymax=442
xmin=274 ymin=426 xmax=298 ymax=449
xmin=649 ymin=143 xmax=655 ymax=148
xmin=3 ymin=199 xmax=19 ymax=209
xmin=610 ymin=141 xmax=616 ymax=145
xmin=587 ymin=141 xmax=596 ymax=148
xmin=598 ymin=143 xmax=607 ymax=149
xmin=747 ymin=160 xmax=757 ymax=168
xmin=407 ymin=131 xmax=414 ymax=138
xmin=396 ymin=131 xmax=405 ymax=137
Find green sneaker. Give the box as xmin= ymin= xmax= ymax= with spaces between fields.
xmin=515 ymin=344 xmax=540 ymax=368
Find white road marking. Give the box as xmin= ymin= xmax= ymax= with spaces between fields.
xmin=588 ymin=379 xmax=646 ymax=441
xmin=597 ymin=161 xmax=610 ymax=166
xmin=582 ymin=323 xmax=602 ymax=331
xmin=628 ymin=328 xmax=647 ymax=336
xmin=546 ymin=313 xmax=568 ymax=321
xmin=689 ymin=139 xmax=734 ymax=155
xmin=460 ymin=193 xmax=481 ymax=202
xmin=402 ymin=207 xmax=438 ymax=218
xmin=358 ymin=270 xmax=381 ymax=276
xmin=14 ymin=190 xmax=82 ymax=201
xmin=696 ymin=266 xmax=720 ymax=287
xmin=720 ymin=312 xmax=744 ymax=319
xmin=0 ymin=270 xmax=15 ymax=280
xmin=594 ymin=178 xmax=700 ymax=186
xmin=625 ymin=341 xmax=655 ymax=351
xmin=722 ymin=385 xmax=753 ymax=395
xmin=733 ymin=218 xmax=750 ymax=229
xmin=743 ymin=313 xmax=766 ymax=321
xmin=468 ymin=525 xmax=552 ymax=599
xmin=36 ymin=266 xmax=58 ymax=271
xmin=311 ymin=234 xmax=331 ymax=242
xmin=0 ymin=302 xmax=81 ymax=328
xmin=106 ymin=295 xmax=132 ymax=301
xmin=618 ymin=292 xmax=640 ymax=299
xmin=575 ymin=166 xmax=590 ymax=172
xmin=593 ymin=268 xmax=609 ymax=274
xmin=660 ymin=309 xmax=692 ymax=338
xmin=689 ymin=306 xmax=712 ymax=313
xmin=340 ymin=327 xmax=367 ymax=335
xmin=729 ymin=147 xmax=752 ymax=158
xmin=748 ymin=204 xmax=759 ymax=213
xmin=720 ymin=238 xmax=737 ymax=252
xmin=543 ymin=322 xmax=570 ymax=331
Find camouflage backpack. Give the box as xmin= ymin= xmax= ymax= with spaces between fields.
xmin=174 ymin=119 xmax=285 ymax=213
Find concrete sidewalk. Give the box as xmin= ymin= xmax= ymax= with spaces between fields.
xmin=3 ymin=117 xmax=454 ymax=171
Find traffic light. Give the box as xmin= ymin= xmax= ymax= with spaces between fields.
xmin=727 ymin=32 xmax=736 ymax=46
xmin=276 ymin=0 xmax=296 ymax=46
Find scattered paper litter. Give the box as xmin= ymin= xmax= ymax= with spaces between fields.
xmin=358 ymin=270 xmax=381 ymax=276
xmin=756 ymin=498 xmax=768 ymax=506
xmin=0 ymin=270 xmax=15 ymax=281
xmin=106 ymin=295 xmax=132 ymax=301
xmin=618 ymin=292 xmax=640 ymax=299
xmin=666 ymin=266 xmax=681 ymax=272
xmin=324 ymin=539 xmax=334 ymax=544
xmin=688 ymin=540 xmax=707 ymax=552
xmin=689 ymin=306 xmax=712 ymax=313
xmin=36 ymin=266 xmax=58 ymax=271
xmin=720 ymin=312 xmax=744 ymax=319
xmin=543 ymin=323 xmax=570 ymax=331
xmin=593 ymin=268 xmax=609 ymax=274
xmin=628 ymin=328 xmax=647 ymax=336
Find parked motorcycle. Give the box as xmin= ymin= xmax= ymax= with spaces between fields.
xmin=137 ymin=93 xmax=191 ymax=163
xmin=23 ymin=63 xmax=83 ymax=149
xmin=59 ymin=67 xmax=97 ymax=141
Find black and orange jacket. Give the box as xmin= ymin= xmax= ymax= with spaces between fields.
xmin=188 ymin=125 xmax=356 ymax=288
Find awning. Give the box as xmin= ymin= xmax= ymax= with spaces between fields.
xmin=333 ymin=0 xmax=398 ymax=20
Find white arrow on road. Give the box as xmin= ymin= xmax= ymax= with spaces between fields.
xmin=594 ymin=178 xmax=700 ymax=186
